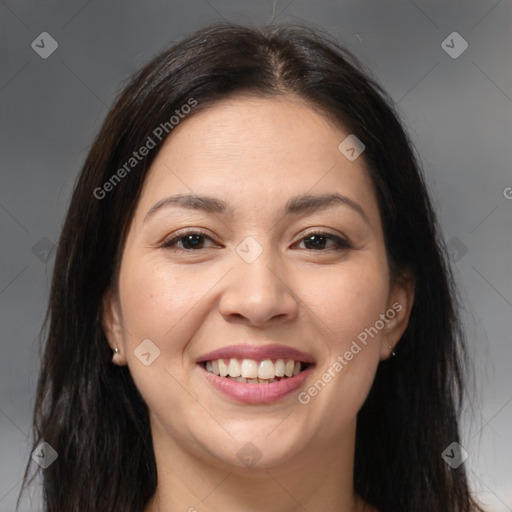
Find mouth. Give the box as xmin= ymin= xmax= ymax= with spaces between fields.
xmin=200 ymin=357 xmax=311 ymax=383
xmin=196 ymin=344 xmax=315 ymax=404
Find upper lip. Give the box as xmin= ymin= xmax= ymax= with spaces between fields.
xmin=196 ymin=344 xmax=315 ymax=364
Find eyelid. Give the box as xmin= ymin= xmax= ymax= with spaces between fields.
xmin=294 ymin=225 xmax=351 ymax=243
xmin=293 ymin=231 xmax=352 ymax=250
xmin=296 ymin=226 xmax=346 ymax=240
xmin=159 ymin=228 xmax=216 ymax=248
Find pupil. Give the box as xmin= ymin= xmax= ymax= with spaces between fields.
xmin=184 ymin=234 xmax=202 ymax=249
xmin=306 ymin=235 xmax=325 ymax=249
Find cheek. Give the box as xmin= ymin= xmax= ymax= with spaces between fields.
xmin=299 ymin=265 xmax=387 ymax=433
xmin=117 ymin=261 xmax=203 ymax=426
xmin=119 ymin=260 xmax=200 ymax=344
xmin=304 ymin=259 xmax=390 ymax=342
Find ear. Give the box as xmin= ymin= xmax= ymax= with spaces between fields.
xmin=101 ymin=287 xmax=126 ymax=366
xmin=379 ymin=271 xmax=415 ymax=361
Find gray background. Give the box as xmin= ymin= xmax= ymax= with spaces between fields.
xmin=1 ymin=1 xmax=511 ymax=510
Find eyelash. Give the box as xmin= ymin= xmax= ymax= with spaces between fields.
xmin=160 ymin=229 xmax=352 ymax=252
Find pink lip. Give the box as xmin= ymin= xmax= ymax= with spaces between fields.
xmin=196 ymin=344 xmax=315 ymax=364
xmin=200 ymin=364 xmax=314 ymax=404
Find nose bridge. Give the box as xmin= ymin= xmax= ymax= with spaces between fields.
xmin=235 ymin=234 xmax=284 ymax=297
xmin=218 ymin=234 xmax=298 ymax=325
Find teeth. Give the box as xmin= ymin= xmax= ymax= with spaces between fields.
xmin=219 ymin=359 xmax=229 ymax=377
xmin=240 ymin=359 xmax=258 ymax=379
xmin=228 ymin=358 xmax=240 ymax=377
xmin=274 ymin=359 xmax=285 ymax=377
xmin=258 ymin=359 xmax=275 ymax=379
xmin=205 ymin=357 xmax=307 ymax=380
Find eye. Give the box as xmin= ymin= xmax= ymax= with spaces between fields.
xmin=160 ymin=229 xmax=352 ymax=252
xmin=160 ymin=230 xmax=217 ymax=251
xmin=294 ymin=231 xmax=351 ymax=251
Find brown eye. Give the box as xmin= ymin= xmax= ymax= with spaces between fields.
xmin=161 ymin=231 xmax=216 ymax=251
xmin=296 ymin=232 xmax=351 ymax=251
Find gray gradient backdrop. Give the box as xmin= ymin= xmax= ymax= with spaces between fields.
xmin=1 ymin=1 xmax=511 ymax=510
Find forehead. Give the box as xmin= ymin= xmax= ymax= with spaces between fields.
xmin=156 ymin=94 xmax=349 ymax=167
xmin=135 ymin=94 xmax=378 ymax=223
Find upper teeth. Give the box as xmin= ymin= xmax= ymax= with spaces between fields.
xmin=205 ymin=358 xmax=302 ymax=379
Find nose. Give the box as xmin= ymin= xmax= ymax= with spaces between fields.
xmin=217 ymin=242 xmax=299 ymax=327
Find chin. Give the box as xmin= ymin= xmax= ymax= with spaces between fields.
xmin=203 ymin=424 xmax=307 ymax=470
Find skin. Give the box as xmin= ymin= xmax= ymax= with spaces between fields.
xmin=102 ymin=94 xmax=414 ymax=512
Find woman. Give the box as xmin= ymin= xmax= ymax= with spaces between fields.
xmin=19 ymin=22 xmax=484 ymax=512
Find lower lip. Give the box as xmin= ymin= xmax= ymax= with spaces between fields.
xmin=199 ymin=364 xmax=314 ymax=404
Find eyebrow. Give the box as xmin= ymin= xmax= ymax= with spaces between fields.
xmin=143 ymin=192 xmax=370 ymax=226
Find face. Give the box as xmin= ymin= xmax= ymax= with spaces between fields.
xmin=103 ymin=94 xmax=413 ymax=472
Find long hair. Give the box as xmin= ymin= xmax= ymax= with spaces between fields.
xmin=19 ymin=22 xmax=483 ymax=511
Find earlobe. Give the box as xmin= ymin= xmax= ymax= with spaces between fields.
xmin=101 ymin=289 xmax=125 ymax=365
xmin=379 ymin=272 xmax=415 ymax=361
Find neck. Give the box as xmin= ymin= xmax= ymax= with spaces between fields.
xmin=145 ymin=416 xmax=372 ymax=512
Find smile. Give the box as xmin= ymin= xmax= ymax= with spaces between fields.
xmin=202 ymin=358 xmax=309 ymax=383
xmin=197 ymin=344 xmax=315 ymax=404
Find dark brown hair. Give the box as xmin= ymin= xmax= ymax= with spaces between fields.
xmin=19 ymin=22 xmax=484 ymax=512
